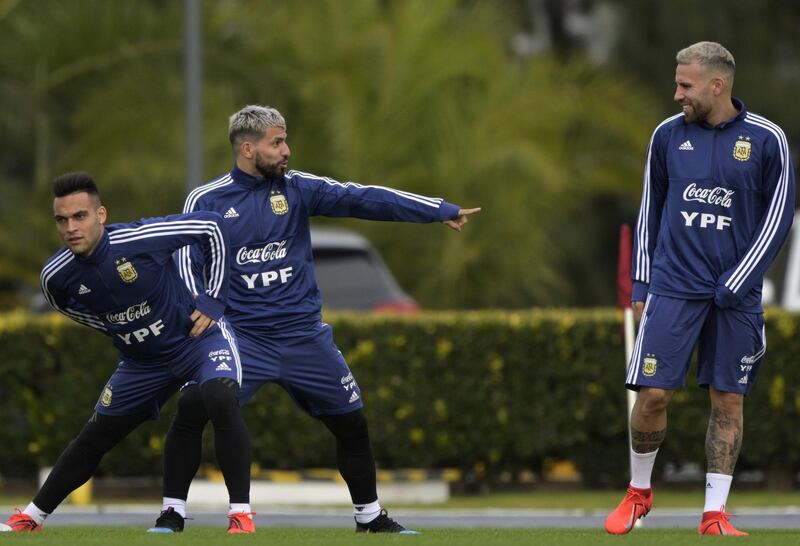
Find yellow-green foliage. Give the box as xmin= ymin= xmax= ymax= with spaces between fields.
xmin=1 ymin=309 xmax=798 ymax=487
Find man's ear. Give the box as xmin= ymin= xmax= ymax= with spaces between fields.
xmin=240 ymin=140 xmax=254 ymax=159
xmin=97 ymin=206 xmax=107 ymax=224
xmin=711 ymin=75 xmax=727 ymax=97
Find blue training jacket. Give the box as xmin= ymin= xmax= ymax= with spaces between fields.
xmin=633 ymin=98 xmax=796 ymax=312
xmin=40 ymin=211 xmax=231 ymax=362
xmin=178 ymin=167 xmax=462 ymax=332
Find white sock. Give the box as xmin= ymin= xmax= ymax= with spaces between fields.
xmin=353 ymin=500 xmax=381 ymax=524
xmin=22 ymin=503 xmax=48 ymax=526
xmin=703 ymin=473 xmax=733 ymax=512
xmin=162 ymin=497 xmax=186 ymax=518
xmin=229 ymin=503 xmax=252 ymax=516
xmin=629 ymin=448 xmax=658 ymax=489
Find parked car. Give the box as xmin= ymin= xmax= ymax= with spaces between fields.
xmin=310 ymin=227 xmax=420 ymax=313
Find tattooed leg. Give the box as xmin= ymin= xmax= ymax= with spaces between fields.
xmin=631 ymin=427 xmax=666 ymax=454
xmin=629 ymin=387 xmax=674 ymax=454
xmin=706 ymin=389 xmax=744 ymax=475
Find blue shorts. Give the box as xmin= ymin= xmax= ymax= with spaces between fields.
xmin=94 ymin=319 xmax=242 ymax=418
xmin=626 ymin=293 xmax=765 ymax=395
xmin=236 ymin=322 xmax=363 ymax=417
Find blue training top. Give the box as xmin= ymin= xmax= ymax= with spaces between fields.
xmin=633 ymin=98 xmax=796 ymax=312
xmin=178 ymin=167 xmax=462 ymax=332
xmin=40 ymin=211 xmax=230 ymax=362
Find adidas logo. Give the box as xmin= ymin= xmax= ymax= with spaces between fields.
xmin=738 ymin=375 xmax=748 ymax=385
xmin=349 ymin=391 xmax=360 ymax=403
xmin=215 ymin=362 xmax=232 ymax=371
xmin=224 ymin=207 xmax=240 ymax=219
xmin=78 ymin=284 xmax=92 ymax=295
xmin=679 ymin=140 xmax=694 ymax=151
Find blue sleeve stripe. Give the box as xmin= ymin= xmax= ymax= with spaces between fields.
xmin=108 ymin=219 xmax=218 ymax=239
xmin=634 ymin=135 xmax=654 ymax=282
xmin=109 ymin=221 xmax=226 ymax=298
xmin=634 ymin=114 xmax=683 ymax=284
xmin=178 ymin=245 xmax=198 ymax=295
xmin=179 ymin=175 xmax=233 ymax=295
xmin=40 ymin=251 xmax=107 ymax=331
xmin=726 ymin=115 xmax=791 ymax=293
xmin=288 ymin=170 xmax=444 ymax=208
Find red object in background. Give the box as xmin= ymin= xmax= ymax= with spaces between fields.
xmin=373 ymin=299 xmax=421 ymax=314
xmin=617 ymin=225 xmax=632 ymax=310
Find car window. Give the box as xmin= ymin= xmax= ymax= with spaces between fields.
xmin=313 ymin=249 xmax=402 ymax=310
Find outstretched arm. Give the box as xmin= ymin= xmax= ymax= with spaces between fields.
xmin=292 ymin=171 xmax=464 ymax=223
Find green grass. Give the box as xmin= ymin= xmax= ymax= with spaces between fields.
xmin=0 ymin=528 xmax=797 ymax=546
xmin=403 ymin=489 xmax=800 ymax=510
xmin=0 ymin=528 xmax=798 ymax=545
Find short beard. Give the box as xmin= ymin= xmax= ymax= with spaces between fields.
xmin=255 ymin=157 xmax=285 ymax=179
xmin=256 ymin=164 xmax=282 ymax=178
xmin=685 ymin=102 xmax=710 ymax=123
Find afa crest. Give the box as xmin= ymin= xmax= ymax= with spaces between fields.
xmin=115 ymin=257 xmax=138 ymax=283
xmin=270 ymin=191 xmax=289 ymax=215
xmin=101 ymin=386 xmax=113 ymax=407
xmin=642 ymin=356 xmax=657 ymax=377
xmin=733 ymin=135 xmax=751 ymax=162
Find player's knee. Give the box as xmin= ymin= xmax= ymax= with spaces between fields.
xmin=75 ymin=413 xmax=139 ymax=456
xmin=710 ymin=388 xmax=744 ymax=414
xmin=72 ymin=427 xmax=114 ymax=459
xmin=172 ymin=385 xmax=210 ymax=432
xmin=321 ymin=409 xmax=370 ymax=443
xmin=177 ymin=384 xmax=209 ymax=419
xmin=200 ymin=378 xmax=240 ymax=419
xmin=636 ymin=388 xmax=673 ymax=415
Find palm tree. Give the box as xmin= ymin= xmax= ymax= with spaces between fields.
xmin=199 ymin=0 xmax=658 ymax=307
xmin=0 ymin=0 xmax=182 ymax=293
xmin=0 ymin=0 xmax=661 ymax=308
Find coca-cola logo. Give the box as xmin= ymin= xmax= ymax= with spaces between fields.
xmin=682 ymin=183 xmax=734 ymax=208
xmin=236 ymin=240 xmax=288 ymax=265
xmin=106 ymin=301 xmax=151 ymax=325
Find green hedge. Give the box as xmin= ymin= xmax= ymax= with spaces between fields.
xmin=1 ymin=309 xmax=799 ymax=488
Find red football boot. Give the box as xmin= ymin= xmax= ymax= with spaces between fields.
xmin=698 ymin=510 xmax=748 ymax=536
xmin=605 ymin=485 xmax=653 ymax=534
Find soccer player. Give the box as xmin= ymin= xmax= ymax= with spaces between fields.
xmin=152 ymin=105 xmax=480 ymax=534
xmin=605 ymin=42 xmax=795 ymax=536
xmin=0 ymin=173 xmax=254 ymax=534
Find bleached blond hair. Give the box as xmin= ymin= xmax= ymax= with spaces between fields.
xmin=676 ymin=41 xmax=735 ymax=85
xmin=228 ymin=105 xmax=286 ymax=150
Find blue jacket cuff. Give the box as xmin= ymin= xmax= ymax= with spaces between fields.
xmin=440 ymin=202 xmax=462 ymax=221
xmin=632 ymin=281 xmax=649 ymax=302
xmin=195 ymin=294 xmax=226 ymax=321
xmin=714 ymin=284 xmax=739 ymax=309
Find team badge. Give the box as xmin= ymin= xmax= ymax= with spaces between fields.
xmin=115 ymin=257 xmax=138 ymax=283
xmin=642 ymin=357 xmax=657 ymax=377
xmin=270 ymin=191 xmax=289 ymax=215
xmin=733 ymin=135 xmax=751 ymax=162
xmin=100 ymin=386 xmax=113 ymax=407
